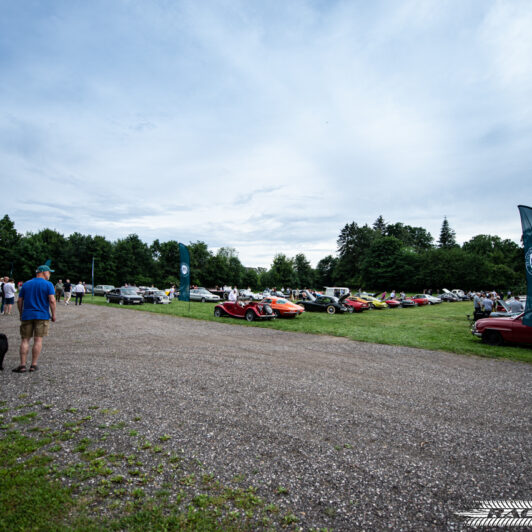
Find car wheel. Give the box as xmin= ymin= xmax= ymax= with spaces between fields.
xmin=119 ymin=299 xmax=124 ymax=305
xmin=274 ymin=309 xmax=281 ymax=318
xmin=482 ymin=330 xmax=503 ymax=346
xmin=245 ymin=310 xmax=255 ymax=322
xmin=201 ymin=297 xmax=206 ymax=303
xmin=214 ymin=307 xmax=222 ymax=318
xmin=347 ymin=307 xmax=354 ymax=313
xmin=326 ymin=305 xmax=336 ymax=315
xmin=106 ymin=297 xmax=111 ymax=303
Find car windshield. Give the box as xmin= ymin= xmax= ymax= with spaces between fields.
xmin=122 ymin=288 xmax=139 ymax=295
xmin=277 ymin=299 xmax=288 ymax=304
xmin=154 ymin=291 xmax=166 ymax=296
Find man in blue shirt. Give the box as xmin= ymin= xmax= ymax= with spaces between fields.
xmin=14 ymin=264 xmax=56 ymax=373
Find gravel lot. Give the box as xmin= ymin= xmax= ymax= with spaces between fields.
xmin=1 ymin=304 xmax=531 ymax=530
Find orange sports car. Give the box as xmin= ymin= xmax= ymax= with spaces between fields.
xmin=260 ymin=296 xmax=305 ymax=318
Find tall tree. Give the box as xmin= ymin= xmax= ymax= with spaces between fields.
xmin=316 ymin=255 xmax=337 ymax=288
xmin=0 ymin=215 xmax=21 ymax=276
xmin=293 ymin=253 xmax=315 ymax=288
xmin=438 ymin=217 xmax=457 ymax=248
xmin=373 ymin=215 xmax=386 ymax=234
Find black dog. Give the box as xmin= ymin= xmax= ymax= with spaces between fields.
xmin=0 ymin=333 xmax=8 ymax=371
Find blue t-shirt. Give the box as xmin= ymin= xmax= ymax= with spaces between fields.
xmin=19 ymin=278 xmax=55 ymax=321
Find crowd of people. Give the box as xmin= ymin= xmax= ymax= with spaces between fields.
xmin=472 ymin=290 xmax=524 ymax=319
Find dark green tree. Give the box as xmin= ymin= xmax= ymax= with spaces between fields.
xmin=438 ymin=217 xmax=457 ymax=248
xmin=0 ymin=215 xmax=21 ymax=276
xmin=293 ymin=253 xmax=315 ymax=288
xmin=315 ymin=255 xmax=337 ymax=288
xmin=373 ymin=215 xmax=386 ymax=234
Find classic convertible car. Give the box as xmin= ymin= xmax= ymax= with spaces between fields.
xmin=260 ymin=296 xmax=305 ymax=318
xmin=472 ymin=313 xmax=532 ymax=346
xmin=214 ymin=301 xmax=275 ymax=321
xmin=296 ymin=293 xmax=353 ymax=314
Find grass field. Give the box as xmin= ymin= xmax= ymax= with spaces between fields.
xmin=85 ymin=297 xmax=532 ymax=363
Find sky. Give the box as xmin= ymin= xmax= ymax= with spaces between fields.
xmin=1 ymin=0 xmax=531 ymax=267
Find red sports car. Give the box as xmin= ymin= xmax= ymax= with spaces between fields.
xmin=344 ymin=297 xmax=370 ymax=312
xmin=214 ymin=301 xmax=275 ymax=322
xmin=472 ymin=313 xmax=532 ymax=345
xmin=407 ymin=295 xmax=430 ymax=306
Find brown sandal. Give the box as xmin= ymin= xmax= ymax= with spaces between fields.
xmin=12 ymin=365 xmax=27 ymax=373
xmin=29 ymin=365 xmax=38 ymax=372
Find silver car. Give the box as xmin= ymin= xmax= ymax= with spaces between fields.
xmin=189 ymin=287 xmax=221 ymax=302
xmin=94 ymin=284 xmax=115 ymax=296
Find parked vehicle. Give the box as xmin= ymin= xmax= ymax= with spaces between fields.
xmin=411 ymin=294 xmax=440 ymax=305
xmin=260 ymin=296 xmax=304 ymax=318
xmin=296 ymin=293 xmax=352 ymax=314
xmin=439 ymin=289 xmax=460 ymax=302
xmin=356 ymin=294 xmax=388 ymax=309
xmin=106 ymin=287 xmax=144 ymax=305
xmin=472 ymin=313 xmax=532 ymax=346
xmin=213 ymin=301 xmax=275 ymax=322
xmin=324 ymin=287 xmax=351 ymax=298
xmin=344 ymin=297 xmax=371 ymax=312
xmin=452 ymin=289 xmax=470 ymax=301
xmin=239 ymin=289 xmax=262 ymax=301
xmin=143 ymin=290 xmax=170 ymax=304
xmin=190 ymin=287 xmax=221 ymax=303
xmin=93 ymin=285 xmax=115 ymax=296
xmin=396 ymin=297 xmax=417 ymax=307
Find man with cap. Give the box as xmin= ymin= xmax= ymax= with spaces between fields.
xmin=13 ymin=264 xmax=56 ymax=373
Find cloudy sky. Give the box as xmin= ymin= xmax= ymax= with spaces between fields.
xmin=1 ymin=0 xmax=531 ymax=267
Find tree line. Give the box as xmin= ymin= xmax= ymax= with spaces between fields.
xmin=0 ymin=214 xmax=525 ymax=292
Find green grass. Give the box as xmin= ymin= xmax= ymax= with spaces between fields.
xmin=0 ymin=405 xmax=295 ymax=531
xmin=86 ymin=296 xmax=532 ymax=363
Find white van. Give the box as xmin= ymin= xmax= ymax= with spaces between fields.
xmin=324 ymin=287 xmax=351 ymax=298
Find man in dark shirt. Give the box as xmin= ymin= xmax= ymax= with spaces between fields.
xmin=63 ymin=279 xmax=72 ymax=305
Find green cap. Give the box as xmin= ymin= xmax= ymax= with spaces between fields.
xmin=36 ymin=265 xmax=55 ymax=273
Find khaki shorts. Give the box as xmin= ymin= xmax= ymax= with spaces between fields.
xmin=20 ymin=320 xmax=50 ymax=339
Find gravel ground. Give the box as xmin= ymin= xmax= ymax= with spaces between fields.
xmin=1 ymin=304 xmax=531 ymax=530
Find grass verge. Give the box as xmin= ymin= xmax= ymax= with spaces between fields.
xmin=85 ymin=296 xmax=532 ymax=363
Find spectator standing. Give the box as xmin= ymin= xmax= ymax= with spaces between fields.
xmin=482 ymin=294 xmax=494 ymax=315
xmin=73 ymin=281 xmax=85 ymax=305
xmin=473 ymin=292 xmax=482 ymax=311
xmin=3 ymin=278 xmax=16 ymax=315
xmin=13 ymin=264 xmax=56 ymax=372
xmin=508 ymin=297 xmax=524 ymax=313
xmin=228 ymin=286 xmax=237 ymax=303
xmin=0 ymin=276 xmax=5 ymax=314
xmin=63 ymin=279 xmax=72 ymax=305
xmin=55 ymin=279 xmax=64 ymax=303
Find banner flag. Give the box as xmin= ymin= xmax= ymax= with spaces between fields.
xmin=178 ymin=243 xmax=190 ymax=302
xmin=518 ymin=205 xmax=532 ymax=326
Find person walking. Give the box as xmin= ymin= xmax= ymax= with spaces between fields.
xmin=63 ymin=279 xmax=72 ymax=305
xmin=13 ymin=264 xmax=56 ymax=373
xmin=3 ymin=278 xmax=16 ymax=315
xmin=0 ymin=276 xmax=6 ymax=314
xmin=73 ymin=281 xmax=85 ymax=305
xmin=55 ymin=279 xmax=64 ymax=303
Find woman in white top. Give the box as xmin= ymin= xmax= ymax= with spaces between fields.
xmin=3 ymin=278 xmax=16 ymax=315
